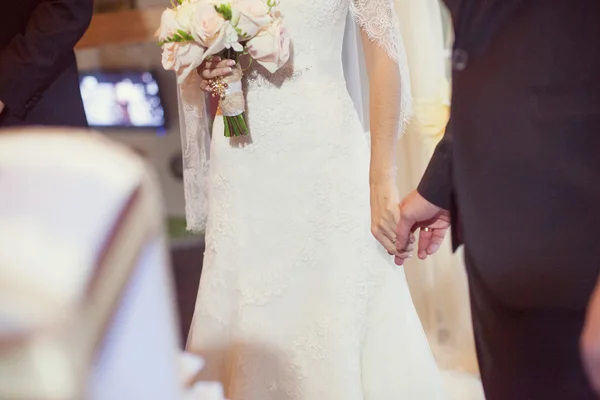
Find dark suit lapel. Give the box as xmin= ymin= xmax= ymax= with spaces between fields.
xmin=468 ymin=0 xmax=526 ymax=55
xmin=453 ymin=0 xmax=477 ymax=43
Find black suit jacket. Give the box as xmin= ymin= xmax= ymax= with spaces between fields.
xmin=418 ymin=0 xmax=600 ymax=309
xmin=0 ymin=0 xmax=93 ymax=127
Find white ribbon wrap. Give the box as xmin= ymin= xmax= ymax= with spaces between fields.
xmin=225 ymin=81 xmax=243 ymax=96
xmin=219 ymin=66 xmax=245 ymax=117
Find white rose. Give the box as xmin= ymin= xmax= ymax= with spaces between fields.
xmin=234 ymin=0 xmax=271 ymax=39
xmin=246 ymin=20 xmax=291 ymax=73
xmin=156 ymin=8 xmax=180 ymax=42
xmin=189 ymin=2 xmax=225 ymax=46
xmin=202 ymin=28 xmax=227 ymax=60
xmin=223 ymin=22 xmax=244 ymax=52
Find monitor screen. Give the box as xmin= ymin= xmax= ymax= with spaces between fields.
xmin=79 ymin=70 xmax=166 ymax=129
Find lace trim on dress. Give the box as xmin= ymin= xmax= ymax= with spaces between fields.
xmin=350 ymin=0 xmax=413 ymax=133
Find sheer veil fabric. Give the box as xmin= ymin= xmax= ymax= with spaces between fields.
xmin=345 ymin=1 xmax=485 ymax=398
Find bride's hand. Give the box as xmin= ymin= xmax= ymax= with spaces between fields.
xmin=197 ymin=57 xmax=236 ymax=93
xmin=370 ymin=177 xmax=414 ymax=258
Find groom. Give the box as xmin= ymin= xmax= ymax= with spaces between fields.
xmin=0 ymin=0 xmax=93 ymax=127
xmin=396 ymin=0 xmax=600 ymax=399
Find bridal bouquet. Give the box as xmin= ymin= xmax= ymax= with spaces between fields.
xmin=157 ymin=0 xmax=291 ymax=137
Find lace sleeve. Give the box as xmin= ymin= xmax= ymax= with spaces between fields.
xmin=177 ymin=71 xmax=211 ymax=233
xmin=350 ymin=0 xmax=413 ymax=133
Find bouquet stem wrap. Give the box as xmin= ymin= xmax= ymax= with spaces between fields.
xmin=215 ymin=64 xmax=249 ymax=137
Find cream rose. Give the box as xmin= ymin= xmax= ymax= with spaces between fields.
xmin=175 ymin=1 xmax=196 ymax=31
xmin=156 ymin=8 xmax=180 ymax=42
xmin=246 ymin=20 xmax=291 ymax=73
xmin=234 ymin=0 xmax=271 ymax=39
xmin=189 ymin=3 xmax=226 ymax=46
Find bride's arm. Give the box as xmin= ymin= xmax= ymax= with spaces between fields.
xmin=360 ymin=34 xmax=411 ymax=257
xmin=360 ymin=35 xmax=402 ymax=187
xmin=352 ymin=0 xmax=414 ymax=258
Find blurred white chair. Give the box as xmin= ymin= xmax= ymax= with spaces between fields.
xmin=0 ymin=129 xmax=185 ymax=400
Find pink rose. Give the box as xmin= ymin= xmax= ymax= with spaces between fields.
xmin=161 ymin=43 xmax=179 ymax=71
xmin=190 ymin=3 xmax=225 ymax=46
xmin=234 ymin=0 xmax=271 ymax=39
xmin=246 ymin=20 xmax=291 ymax=73
xmin=161 ymin=42 xmax=206 ymax=83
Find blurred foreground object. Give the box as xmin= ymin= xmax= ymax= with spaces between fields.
xmin=0 ymin=129 xmax=184 ymax=399
xmin=181 ymin=353 xmax=227 ymax=400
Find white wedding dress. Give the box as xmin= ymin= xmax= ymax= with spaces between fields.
xmin=184 ymin=0 xmax=446 ymax=398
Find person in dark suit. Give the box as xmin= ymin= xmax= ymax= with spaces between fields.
xmin=395 ymin=0 xmax=600 ymax=398
xmin=0 ymin=0 xmax=94 ymax=127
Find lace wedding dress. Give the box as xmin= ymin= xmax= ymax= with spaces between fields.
xmin=183 ymin=0 xmax=446 ymax=398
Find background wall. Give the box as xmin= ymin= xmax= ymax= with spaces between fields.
xmin=76 ymin=0 xmax=185 ymax=218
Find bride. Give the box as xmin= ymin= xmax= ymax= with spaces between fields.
xmin=181 ymin=0 xmax=445 ymax=398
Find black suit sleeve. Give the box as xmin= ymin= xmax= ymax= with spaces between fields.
xmin=417 ymin=122 xmax=453 ymax=210
xmin=0 ymin=0 xmax=94 ymax=117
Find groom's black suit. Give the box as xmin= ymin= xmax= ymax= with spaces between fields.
xmin=0 ymin=0 xmax=93 ymax=128
xmin=419 ymin=0 xmax=600 ymax=398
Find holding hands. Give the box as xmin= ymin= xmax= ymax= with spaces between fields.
xmin=394 ymin=190 xmax=450 ymax=266
xmin=370 ymin=177 xmax=415 ymax=259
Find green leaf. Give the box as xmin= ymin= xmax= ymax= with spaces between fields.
xmin=235 ymin=29 xmax=250 ymax=40
xmin=214 ymin=3 xmax=233 ymax=20
xmin=176 ymin=29 xmax=193 ymax=41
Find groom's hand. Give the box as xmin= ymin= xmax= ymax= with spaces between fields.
xmin=581 ymin=281 xmax=600 ymax=395
xmin=395 ymin=190 xmax=450 ymax=266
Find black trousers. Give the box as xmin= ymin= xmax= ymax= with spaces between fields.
xmin=465 ymin=251 xmax=597 ymax=400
